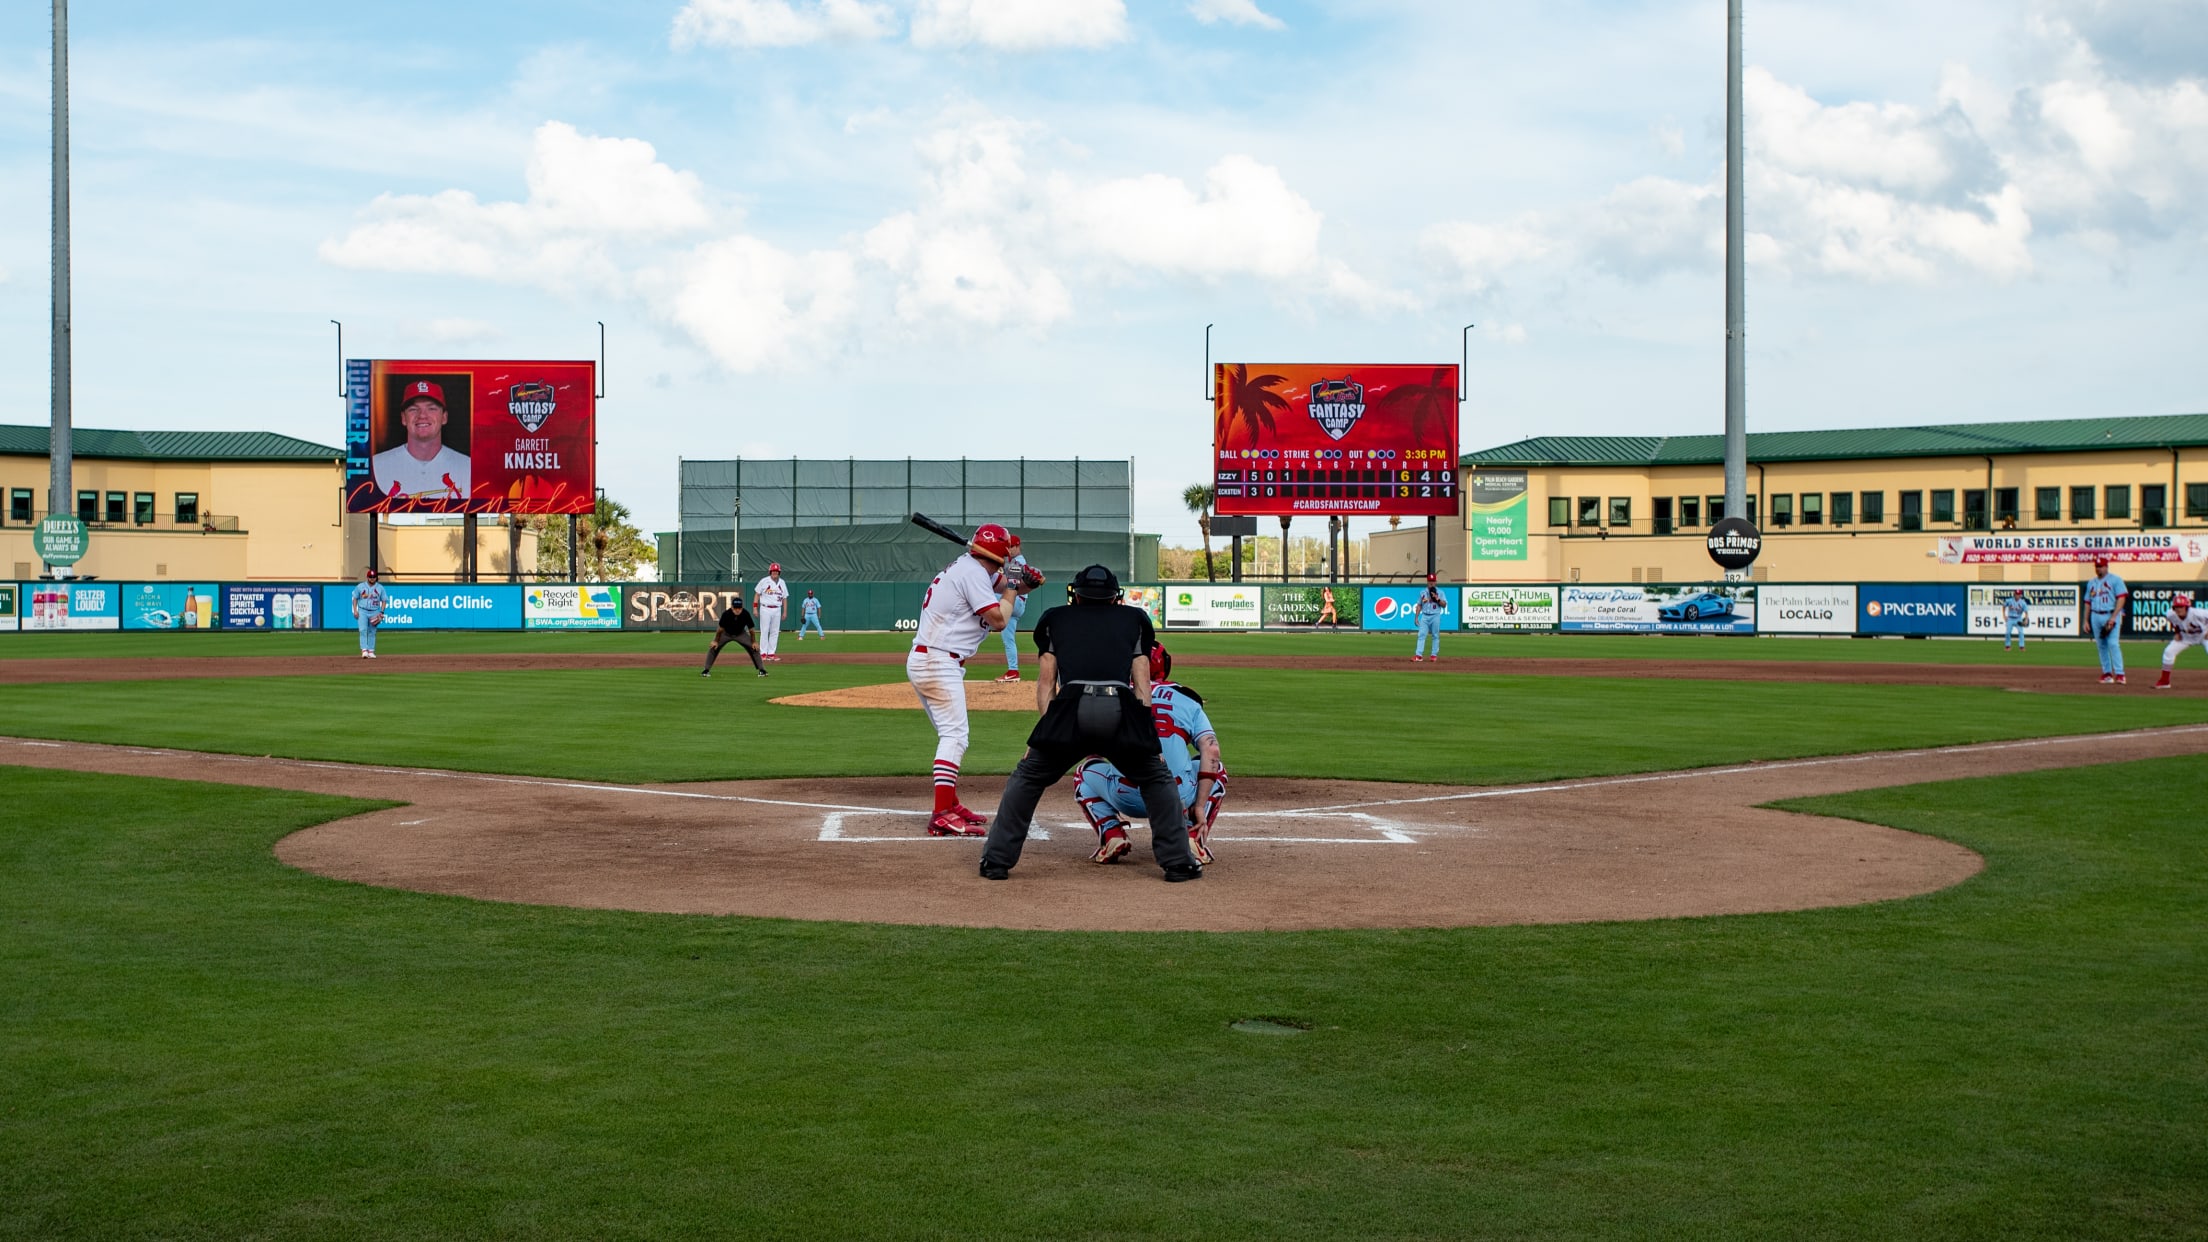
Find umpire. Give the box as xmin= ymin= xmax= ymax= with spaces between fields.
xmin=978 ymin=565 xmax=1203 ymax=883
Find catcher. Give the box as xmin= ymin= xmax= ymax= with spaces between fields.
xmin=1074 ymin=643 xmax=1226 ymax=865
xmin=700 ymin=589 xmax=768 ymax=678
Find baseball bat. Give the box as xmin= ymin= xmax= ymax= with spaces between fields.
xmin=909 ymin=512 xmax=969 ymax=547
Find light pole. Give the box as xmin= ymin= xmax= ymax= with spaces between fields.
xmin=50 ymin=0 xmax=72 ymax=538
xmin=730 ymin=495 xmax=742 ymax=581
xmin=1723 ymin=0 xmax=1748 ymax=522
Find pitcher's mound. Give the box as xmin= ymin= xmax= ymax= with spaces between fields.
xmin=772 ymin=680 xmax=1036 ymax=711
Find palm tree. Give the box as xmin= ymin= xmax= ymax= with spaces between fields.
xmin=1214 ymin=364 xmax=1291 ymax=449
xmin=1182 ymin=483 xmax=1217 ymax=582
xmin=1370 ymin=366 xmax=1457 ymax=447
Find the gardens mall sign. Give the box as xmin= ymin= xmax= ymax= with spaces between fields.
xmin=1937 ymin=533 xmax=2208 ymax=565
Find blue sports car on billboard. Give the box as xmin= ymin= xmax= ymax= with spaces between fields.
xmin=1658 ymin=590 xmax=1734 ymax=622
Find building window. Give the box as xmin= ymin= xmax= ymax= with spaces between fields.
xmin=134 ymin=493 xmax=155 ymax=525
xmin=1577 ymin=496 xmax=1601 ymax=526
xmin=77 ymin=490 xmax=98 ymax=523
xmin=1860 ymin=491 xmax=1883 ymax=524
xmin=1680 ymin=496 xmax=1701 ymax=528
xmin=2071 ymin=486 xmax=2095 ymax=522
xmin=2188 ymin=483 xmax=2208 ymax=521
xmin=1653 ymin=497 xmax=1674 ymax=535
xmin=105 ymin=492 xmax=127 ymax=524
xmin=1831 ymin=492 xmax=1853 ymax=526
xmin=6 ymin=489 xmax=28 ymax=525
xmin=1748 ymin=494 xmax=1759 ymax=524
xmin=1931 ymin=489 xmax=1956 ymax=525
xmin=2036 ymin=487 xmax=2062 ymax=522
xmin=1548 ymin=496 xmax=1570 ymax=527
xmin=1963 ymin=488 xmax=1987 ymax=529
xmin=2142 ymin=484 xmax=2167 ymax=527
xmin=175 ymin=493 xmax=200 ymax=526
xmin=1801 ymin=493 xmax=1823 ymax=526
xmin=1899 ymin=490 xmax=1923 ymax=531
xmin=1771 ymin=494 xmax=1793 ymax=528
xmin=1608 ymin=497 xmax=1632 ymax=528
xmin=1994 ymin=487 xmax=2019 ymax=528
xmin=1707 ymin=495 xmax=1725 ymax=525
xmin=2106 ymin=485 xmax=2131 ymax=520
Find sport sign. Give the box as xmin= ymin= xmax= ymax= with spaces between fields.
xmin=1212 ymin=363 xmax=1460 ymax=518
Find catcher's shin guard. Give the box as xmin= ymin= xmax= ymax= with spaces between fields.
xmin=1191 ymin=768 xmax=1227 ymax=866
xmin=1074 ymin=760 xmax=1131 ymax=862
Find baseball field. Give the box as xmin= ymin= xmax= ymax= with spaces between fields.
xmin=4 ymin=630 xmax=2205 ymax=1238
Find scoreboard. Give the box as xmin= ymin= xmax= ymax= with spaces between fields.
xmin=1212 ymin=363 xmax=1461 ymax=517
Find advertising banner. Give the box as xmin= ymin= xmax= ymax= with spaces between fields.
xmin=1967 ymin=585 xmax=2081 ymax=640
xmin=525 ymin=584 xmax=623 ymax=630
xmin=22 ymin=582 xmax=121 ymax=631
xmin=1164 ymin=585 xmax=1263 ymax=629
xmin=624 ymin=584 xmax=750 ymax=631
xmin=1213 ymin=363 xmax=1460 ymax=517
xmin=223 ymin=585 xmax=321 ymax=630
xmin=345 ymin=358 xmax=597 ymax=515
xmin=1755 ymin=584 xmax=1858 ymax=635
xmin=1858 ymin=584 xmax=1967 ymax=636
xmin=1560 ymin=584 xmax=1757 ymax=633
xmin=2121 ymin=585 xmax=2201 ymax=638
xmin=1460 ymin=585 xmax=1558 ymax=630
xmin=1364 ymin=585 xmax=1456 ymax=632
xmin=1123 ymin=586 xmax=1167 ymax=628
xmin=1467 ymin=471 xmax=1529 ymax=561
xmin=0 ymin=584 xmax=16 ymax=632
xmin=122 ymin=583 xmax=222 ymax=631
xmin=1262 ymin=584 xmax=1361 ymax=627
xmin=319 ymin=583 xmax=522 ymax=630
xmin=1936 ymin=533 xmax=2208 ymax=565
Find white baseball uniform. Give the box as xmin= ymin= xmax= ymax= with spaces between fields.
xmin=753 ymin=573 xmax=790 ymax=655
xmin=907 ymin=554 xmax=1005 ymax=799
xmin=2163 ymin=608 xmax=2207 ymax=670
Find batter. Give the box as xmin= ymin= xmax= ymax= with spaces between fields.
xmin=908 ymin=523 xmax=1034 ymax=836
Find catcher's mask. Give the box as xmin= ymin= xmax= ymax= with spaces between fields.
xmin=1071 ymin=564 xmax=1121 ymax=603
xmin=1148 ymin=643 xmax=1172 ymax=683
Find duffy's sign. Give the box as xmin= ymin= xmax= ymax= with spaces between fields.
xmin=1936 ymin=533 xmax=2208 ymax=565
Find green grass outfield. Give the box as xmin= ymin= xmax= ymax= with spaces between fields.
xmin=3 ymin=757 xmax=2202 ymax=1239
xmin=0 ymin=625 xmax=2181 ymax=667
xmin=3 ymin=662 xmax=2206 ymax=784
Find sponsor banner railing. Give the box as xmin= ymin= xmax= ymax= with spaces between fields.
xmin=1364 ymin=585 xmax=1455 ymax=631
xmin=1755 ymin=584 xmax=1856 ymax=635
xmin=526 ymin=584 xmax=623 ymax=630
xmin=1461 ymin=585 xmax=1558 ymax=630
xmin=1165 ymin=585 xmax=1264 ymax=630
xmin=2123 ymin=584 xmax=2199 ymax=638
xmin=1263 ymin=584 xmax=1361 ymax=628
xmin=122 ymin=583 xmax=221 ymax=631
xmin=1937 ymin=533 xmax=2208 ymax=565
xmin=223 ymin=585 xmax=322 ymax=630
xmin=1562 ymin=584 xmax=1756 ymax=634
xmin=0 ymin=583 xmax=16 ymax=632
xmin=1966 ymin=585 xmax=2081 ymax=640
xmin=22 ymin=582 xmax=121 ymax=631
xmin=1859 ymin=584 xmax=1967 ymax=636
xmin=318 ymin=583 xmax=524 ymax=630
xmin=624 ymin=584 xmax=749 ymax=631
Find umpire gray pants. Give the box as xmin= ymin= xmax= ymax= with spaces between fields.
xmin=981 ymin=744 xmax=1199 ymax=874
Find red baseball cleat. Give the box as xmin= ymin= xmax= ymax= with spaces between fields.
xmin=949 ymin=804 xmax=988 ymax=827
xmin=2155 ymin=671 xmax=2172 ymax=689
xmin=927 ymin=812 xmax=985 ymax=838
xmin=1089 ymin=826 xmax=1131 ymax=864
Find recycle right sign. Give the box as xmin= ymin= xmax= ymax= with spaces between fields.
xmin=33 ymin=515 xmax=88 ymax=566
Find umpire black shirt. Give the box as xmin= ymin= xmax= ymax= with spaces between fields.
xmin=717 ymin=605 xmax=755 ymax=634
xmin=1030 ymin=602 xmax=1155 ymax=686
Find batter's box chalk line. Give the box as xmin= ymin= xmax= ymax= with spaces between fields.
xmin=815 ymin=808 xmax=1418 ymax=845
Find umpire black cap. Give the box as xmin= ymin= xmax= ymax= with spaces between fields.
xmin=1070 ymin=564 xmax=1120 ymax=602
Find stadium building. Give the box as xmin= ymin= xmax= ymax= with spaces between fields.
xmin=1364 ymin=413 xmax=2208 ymax=586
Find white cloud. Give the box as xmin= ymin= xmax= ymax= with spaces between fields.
xmin=910 ymin=0 xmax=1128 ymax=50
xmin=1051 ymin=155 xmax=1323 ymax=280
xmin=671 ymin=0 xmax=896 ymax=49
xmin=1423 ymin=217 xmax=1556 ymax=293
xmin=319 ymin=121 xmax=711 ymax=288
xmin=1188 ymin=0 xmax=1284 ymax=31
xmin=644 ymin=237 xmax=859 ymax=371
xmin=420 ymin=317 xmax=502 ymax=345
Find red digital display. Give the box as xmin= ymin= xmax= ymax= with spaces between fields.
xmin=344 ymin=358 xmax=597 ymax=514
xmin=1212 ymin=363 xmax=1460 ymax=516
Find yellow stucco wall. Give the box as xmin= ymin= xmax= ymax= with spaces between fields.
xmin=1366 ymin=448 xmax=2208 ymax=584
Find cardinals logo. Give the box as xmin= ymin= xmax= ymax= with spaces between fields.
xmin=1307 ymin=377 xmax=1366 ymax=441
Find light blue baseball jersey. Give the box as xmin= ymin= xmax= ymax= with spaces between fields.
xmin=2003 ymin=594 xmax=2029 ymax=621
xmin=802 ymin=596 xmax=821 ymax=619
xmin=1415 ymin=587 xmax=1448 ymax=618
xmin=1150 ymin=681 xmax=1216 ymax=802
xmin=352 ymin=582 xmax=386 ymax=619
xmin=2086 ymin=572 xmax=2128 ymax=615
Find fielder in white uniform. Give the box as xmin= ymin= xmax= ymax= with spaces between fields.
xmin=2156 ymin=593 xmax=2205 ymax=690
xmin=908 ymin=523 xmax=1026 ymax=836
xmin=753 ymin=564 xmax=790 ymax=660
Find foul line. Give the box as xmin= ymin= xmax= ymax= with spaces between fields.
xmin=1272 ymin=724 xmax=2208 ymax=815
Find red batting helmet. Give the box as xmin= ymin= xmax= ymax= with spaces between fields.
xmin=969 ymin=523 xmax=1013 ymax=564
xmin=2175 ymin=593 xmax=2194 ymax=610
xmin=398 ymin=379 xmax=446 ymax=410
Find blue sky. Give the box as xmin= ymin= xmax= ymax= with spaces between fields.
xmin=1 ymin=0 xmax=2202 ymax=543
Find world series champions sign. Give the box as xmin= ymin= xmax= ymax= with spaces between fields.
xmin=1212 ymin=363 xmax=1460 ymax=517
xmin=345 ymin=358 xmax=597 ymax=514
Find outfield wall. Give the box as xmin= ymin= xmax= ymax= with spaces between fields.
xmin=0 ymin=578 xmax=2190 ymax=638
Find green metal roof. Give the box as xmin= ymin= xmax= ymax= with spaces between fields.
xmin=1464 ymin=413 xmax=2208 ymax=468
xmin=0 ymin=424 xmax=340 ymax=462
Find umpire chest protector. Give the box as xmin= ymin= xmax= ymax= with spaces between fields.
xmin=1027 ymin=603 xmax=1161 ymax=753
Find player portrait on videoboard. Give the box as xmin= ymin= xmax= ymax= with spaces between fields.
xmin=372 ymin=374 xmax=473 ymax=505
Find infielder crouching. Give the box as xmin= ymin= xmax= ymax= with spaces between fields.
xmin=1075 ymin=644 xmax=1226 ymax=866
xmin=2156 ymin=592 xmax=2204 ymax=690
xmin=908 ymin=523 xmax=1036 ymax=836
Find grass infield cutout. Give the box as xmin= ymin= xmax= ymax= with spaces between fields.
xmin=1231 ymin=1017 xmax=1312 ymax=1036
